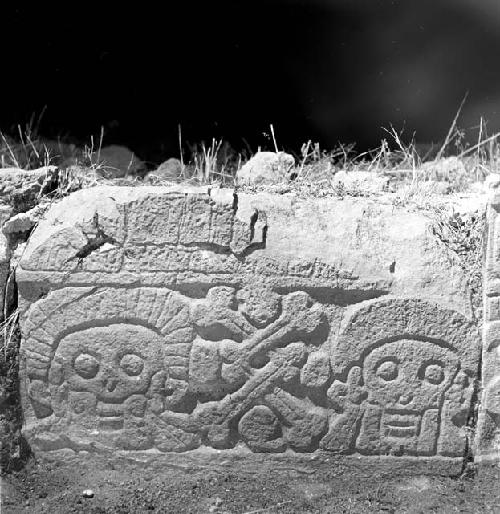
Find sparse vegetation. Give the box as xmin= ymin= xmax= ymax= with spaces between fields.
xmin=428 ymin=207 xmax=485 ymax=322
xmin=0 ymin=307 xmax=27 ymax=473
xmin=0 ymin=129 xmax=51 ymax=171
xmin=1 ymin=108 xmax=499 ymax=202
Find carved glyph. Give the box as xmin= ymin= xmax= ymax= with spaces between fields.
xmin=22 ymin=286 xmax=330 ymax=452
xmin=322 ymin=299 xmax=478 ymax=457
xmin=22 ymin=289 xmax=478 ymax=458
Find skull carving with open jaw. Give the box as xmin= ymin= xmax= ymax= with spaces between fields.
xmin=357 ymin=339 xmax=459 ymax=455
xmin=49 ymin=324 xmax=165 ymax=429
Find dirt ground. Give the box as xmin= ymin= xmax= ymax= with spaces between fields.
xmin=1 ymin=451 xmax=500 ymax=514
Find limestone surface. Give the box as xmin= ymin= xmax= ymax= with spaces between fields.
xmin=0 ymin=166 xmax=57 ymax=212
xmin=17 ymin=185 xmax=480 ymax=468
xmin=476 ymin=191 xmax=500 ymax=462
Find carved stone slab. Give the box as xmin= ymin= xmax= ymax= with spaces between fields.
xmin=324 ymin=299 xmax=478 ymax=458
xmin=17 ymin=186 xmax=480 ymax=467
xmin=476 ymin=192 xmax=500 ymax=462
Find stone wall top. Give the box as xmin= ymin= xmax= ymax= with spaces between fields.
xmin=17 ymin=186 xmax=475 ymax=317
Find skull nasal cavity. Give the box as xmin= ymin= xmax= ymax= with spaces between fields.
xmin=398 ymin=393 xmax=413 ymax=405
xmin=106 ymin=378 xmax=117 ymax=392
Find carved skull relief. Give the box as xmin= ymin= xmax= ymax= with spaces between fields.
xmin=49 ymin=324 xmax=165 ymax=428
xmin=357 ymin=339 xmax=459 ymax=454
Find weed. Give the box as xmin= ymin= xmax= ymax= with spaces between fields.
xmin=0 ymin=129 xmax=52 ymax=170
xmin=187 ymin=139 xmax=245 ymax=185
xmin=0 ymin=306 xmax=26 ymax=472
xmin=296 ymin=140 xmax=335 ymax=180
xmin=3 ymin=99 xmax=500 ymax=197
xmin=0 ymin=109 xmax=54 ymax=170
xmin=436 ymin=91 xmax=469 ymax=161
xmin=1 ymin=310 xmax=19 ymax=362
xmin=428 ymin=207 xmax=485 ymax=322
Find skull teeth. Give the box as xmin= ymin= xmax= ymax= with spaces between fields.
xmin=382 ymin=412 xmax=419 ymax=438
xmin=96 ymin=402 xmax=124 ymax=430
xmin=98 ymin=417 xmax=124 ymax=430
xmin=97 ymin=402 xmax=124 ymax=417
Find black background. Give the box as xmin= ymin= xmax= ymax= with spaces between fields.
xmin=3 ymin=1 xmax=500 ymax=159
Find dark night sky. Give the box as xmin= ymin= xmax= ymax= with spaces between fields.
xmin=3 ymin=0 xmax=500 ymax=158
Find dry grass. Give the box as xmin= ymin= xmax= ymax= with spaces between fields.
xmin=0 ymin=129 xmax=52 ymax=170
xmin=0 ymin=305 xmax=24 ymax=472
xmin=1 ymin=309 xmax=19 ymax=361
xmin=1 ymin=104 xmax=500 ymax=200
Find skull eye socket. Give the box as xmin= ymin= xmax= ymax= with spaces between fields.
xmin=74 ymin=353 xmax=99 ymax=379
xmin=375 ymin=359 xmax=399 ymax=381
xmin=120 ymin=354 xmax=144 ymax=376
xmin=422 ymin=363 xmax=445 ymax=384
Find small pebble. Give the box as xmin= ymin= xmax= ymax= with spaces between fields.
xmin=82 ymin=489 xmax=94 ymax=498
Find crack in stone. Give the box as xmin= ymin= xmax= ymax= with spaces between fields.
xmin=69 ymin=212 xmax=119 ymax=264
xmin=73 ymin=231 xmax=117 ymax=260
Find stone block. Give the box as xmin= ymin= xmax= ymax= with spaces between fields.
xmin=476 ymin=196 xmax=500 ymax=463
xmin=236 ymin=152 xmax=295 ymax=185
xmin=16 ymin=185 xmax=480 ymax=472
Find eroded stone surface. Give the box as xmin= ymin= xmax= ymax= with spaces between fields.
xmin=0 ymin=166 xmax=57 ymax=213
xmin=323 ymin=299 xmax=478 ymax=457
xmin=17 ymin=186 xmax=480 ymax=467
xmin=476 ymin=192 xmax=500 ymax=462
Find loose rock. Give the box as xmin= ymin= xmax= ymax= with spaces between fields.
xmin=236 ymin=151 xmax=295 ymax=185
xmin=331 ymin=170 xmax=390 ymax=195
xmin=91 ymin=145 xmax=144 ymax=178
xmin=147 ymin=157 xmax=184 ymax=181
